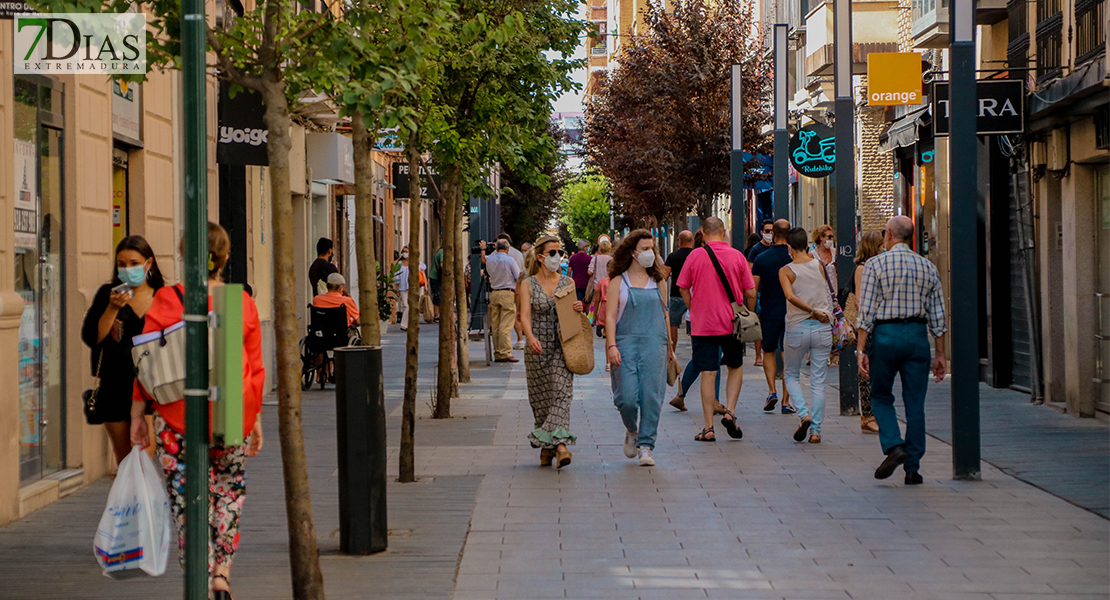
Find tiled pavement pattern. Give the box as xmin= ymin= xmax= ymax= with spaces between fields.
xmin=1 ymin=324 xmax=1107 ymax=599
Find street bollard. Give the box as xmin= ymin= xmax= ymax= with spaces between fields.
xmin=334 ymin=346 xmax=388 ymax=554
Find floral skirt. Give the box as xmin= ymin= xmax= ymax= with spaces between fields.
xmin=154 ymin=415 xmax=248 ymax=570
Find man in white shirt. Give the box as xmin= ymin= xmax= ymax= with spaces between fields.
xmin=481 ymin=239 xmax=522 ymax=362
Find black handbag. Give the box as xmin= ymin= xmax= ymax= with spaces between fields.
xmin=83 ymin=349 xmax=105 ymax=425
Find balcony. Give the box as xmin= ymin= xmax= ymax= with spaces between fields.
xmin=911 ymin=0 xmax=949 ymax=47
xmin=590 ymin=44 xmax=608 ymax=57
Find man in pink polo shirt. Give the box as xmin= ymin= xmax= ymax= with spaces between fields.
xmin=677 ymin=217 xmax=756 ymax=442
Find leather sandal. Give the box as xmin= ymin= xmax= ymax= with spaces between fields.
xmin=540 ymin=448 xmax=553 ymax=467
xmin=212 ymin=574 xmax=234 ymax=600
xmin=861 ymin=416 xmax=880 ymax=434
xmin=694 ymin=427 xmax=716 ymax=442
xmin=721 ymin=410 xmax=743 ymax=439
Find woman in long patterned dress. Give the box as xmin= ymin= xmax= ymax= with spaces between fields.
xmin=520 ymin=236 xmax=584 ymax=468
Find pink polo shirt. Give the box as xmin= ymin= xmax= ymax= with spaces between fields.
xmin=676 ymin=241 xmax=755 ymax=336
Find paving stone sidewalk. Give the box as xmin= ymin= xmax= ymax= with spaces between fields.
xmin=445 ymin=337 xmax=1109 ymax=600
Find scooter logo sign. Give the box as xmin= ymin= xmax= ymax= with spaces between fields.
xmin=789 ymin=123 xmax=836 ymax=178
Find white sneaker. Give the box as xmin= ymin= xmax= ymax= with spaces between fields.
xmin=638 ymin=446 xmax=655 ymax=467
xmin=623 ymin=430 xmax=638 ymax=458
xmin=513 ymin=340 xmax=525 ymax=350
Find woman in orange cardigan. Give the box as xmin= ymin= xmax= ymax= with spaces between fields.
xmin=130 ymin=222 xmax=264 ymax=600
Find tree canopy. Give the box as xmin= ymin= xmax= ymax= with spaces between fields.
xmin=559 ymin=174 xmax=611 ymax=246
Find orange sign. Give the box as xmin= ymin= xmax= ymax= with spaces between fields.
xmin=867 ymin=53 xmax=923 ymax=106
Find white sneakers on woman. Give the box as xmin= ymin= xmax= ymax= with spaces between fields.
xmin=638 ymin=447 xmax=655 ymax=466
xmin=623 ymin=430 xmax=638 ymax=458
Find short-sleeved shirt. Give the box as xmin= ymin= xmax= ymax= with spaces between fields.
xmin=746 ymin=242 xmax=773 ymax=267
xmin=308 ymin=258 xmax=338 ymax=296
xmin=664 ymin=247 xmax=693 ymax=298
xmin=486 ymin=251 xmax=521 ymax=290
xmin=429 ymin=248 xmax=444 ymax=280
xmin=676 ymin=241 xmax=756 ymax=336
xmin=506 ymin=247 xmax=526 ymax=271
xmin=312 ymin=291 xmax=360 ymax=326
xmin=751 ymin=245 xmax=792 ymax=321
xmin=568 ymin=252 xmax=592 ymax=289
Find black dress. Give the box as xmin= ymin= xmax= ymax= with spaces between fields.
xmin=81 ymin=284 xmax=150 ymax=423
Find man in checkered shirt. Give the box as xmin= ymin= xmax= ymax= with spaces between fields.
xmin=856 ymin=216 xmax=948 ymax=486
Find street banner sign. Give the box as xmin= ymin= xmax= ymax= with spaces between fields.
xmin=392 ymin=162 xmax=441 ymax=199
xmin=867 ymin=53 xmax=924 ymax=106
xmin=933 ymin=80 xmax=1024 ymax=136
xmin=789 ymin=123 xmax=836 ymax=178
xmin=217 ymin=82 xmax=268 ymax=166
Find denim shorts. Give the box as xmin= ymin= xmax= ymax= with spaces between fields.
xmin=668 ymin=296 xmax=688 ymax=327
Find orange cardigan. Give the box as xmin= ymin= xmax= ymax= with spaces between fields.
xmin=133 ymin=284 xmax=265 ymax=440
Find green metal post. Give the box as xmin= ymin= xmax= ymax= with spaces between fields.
xmin=181 ymin=0 xmax=209 ymax=594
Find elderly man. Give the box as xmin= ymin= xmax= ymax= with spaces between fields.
xmin=481 ymin=238 xmax=522 ymax=362
xmin=856 ymin=216 xmax=948 ymax=485
xmin=312 ymin=272 xmax=360 ymax=326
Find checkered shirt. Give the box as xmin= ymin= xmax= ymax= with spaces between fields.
xmin=856 ymin=243 xmax=948 ymax=338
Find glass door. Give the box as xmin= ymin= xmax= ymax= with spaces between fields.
xmin=15 ymin=76 xmax=65 ymax=484
xmin=1096 ymin=164 xmax=1110 ymax=413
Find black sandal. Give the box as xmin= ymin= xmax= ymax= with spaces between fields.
xmin=694 ymin=427 xmax=716 ymax=442
xmin=213 ymin=574 xmax=234 ymax=600
xmin=721 ymin=410 xmax=743 ymax=439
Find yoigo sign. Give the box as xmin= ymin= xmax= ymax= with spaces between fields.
xmin=15 ymin=13 xmax=145 ymax=74
xmin=789 ymin=123 xmax=836 ymax=178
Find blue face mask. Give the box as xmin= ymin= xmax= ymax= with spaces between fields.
xmin=118 ymin=264 xmax=148 ymax=288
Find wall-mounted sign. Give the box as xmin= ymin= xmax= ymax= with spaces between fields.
xmin=392 ymin=162 xmax=441 ymax=199
xmin=933 ymin=80 xmax=1024 ymax=136
xmin=217 ymin=82 xmax=268 ymax=166
xmin=111 ymin=79 xmax=142 ymax=145
xmin=867 ymin=52 xmax=924 ymax=106
xmin=789 ymin=123 xmax=836 ymax=178
xmin=375 ymin=128 xmax=404 ymax=152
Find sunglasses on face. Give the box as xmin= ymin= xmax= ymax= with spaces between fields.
xmin=544 ymin=249 xmax=564 ymax=258
xmin=762 ymin=229 xmax=772 ymax=234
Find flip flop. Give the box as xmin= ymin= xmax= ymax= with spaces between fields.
xmin=720 ymin=410 xmax=743 ymax=439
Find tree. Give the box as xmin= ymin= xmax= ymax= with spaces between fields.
xmin=425 ymin=0 xmax=585 ymax=417
xmin=584 ymin=0 xmax=771 ymax=223
xmin=559 ymin=175 xmax=611 ymax=246
xmin=500 ymin=122 xmax=568 ymax=245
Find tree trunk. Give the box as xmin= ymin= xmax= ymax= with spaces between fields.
xmin=400 ymin=136 xmax=422 ymax=482
xmin=260 ymin=81 xmax=326 ymax=600
xmin=434 ymin=165 xmax=460 ymax=418
xmin=352 ymin=112 xmax=381 ymax=347
xmin=455 ymin=197 xmax=470 ymax=384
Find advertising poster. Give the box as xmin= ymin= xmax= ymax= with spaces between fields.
xmin=14 ymin=138 xmax=36 ymax=249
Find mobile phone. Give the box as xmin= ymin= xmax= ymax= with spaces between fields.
xmin=111 ymin=283 xmax=133 ymax=296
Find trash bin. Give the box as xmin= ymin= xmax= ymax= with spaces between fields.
xmin=334 ymin=346 xmax=387 ymax=554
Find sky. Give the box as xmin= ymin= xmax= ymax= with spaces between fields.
xmin=550 ymin=3 xmax=589 ymax=114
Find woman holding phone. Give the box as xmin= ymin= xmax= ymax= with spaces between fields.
xmin=80 ymin=236 xmax=165 ymax=464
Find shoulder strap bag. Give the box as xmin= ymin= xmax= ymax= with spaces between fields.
xmin=83 ymin=348 xmax=106 ymax=425
xmin=131 ymin=286 xmax=214 ymax=404
xmin=817 ymin=261 xmax=856 ymax=351
xmin=703 ymin=245 xmax=762 ymax=343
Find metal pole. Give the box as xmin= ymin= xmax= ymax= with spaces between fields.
xmin=833 ymin=0 xmax=858 ymax=416
xmin=181 ymin=0 xmax=209 ymax=592
xmin=773 ymin=23 xmax=789 ymax=221
xmin=948 ymin=0 xmax=981 ymax=480
xmin=730 ymin=64 xmax=745 ymax=250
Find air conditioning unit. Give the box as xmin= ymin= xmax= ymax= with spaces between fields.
xmin=1047 ymin=128 xmax=1067 ymax=171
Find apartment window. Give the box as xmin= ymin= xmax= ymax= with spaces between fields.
xmin=1035 ymin=0 xmax=1063 ymax=80
xmin=1006 ymin=0 xmax=1030 ymax=69
xmin=1075 ymin=0 xmax=1106 ymax=64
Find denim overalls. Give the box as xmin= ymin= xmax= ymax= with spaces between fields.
xmin=610 ymin=274 xmax=669 ymax=449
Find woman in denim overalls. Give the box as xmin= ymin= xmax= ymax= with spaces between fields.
xmin=605 ymin=230 xmax=676 ymax=466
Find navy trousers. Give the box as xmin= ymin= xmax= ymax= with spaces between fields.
xmin=868 ymin=322 xmax=931 ymax=473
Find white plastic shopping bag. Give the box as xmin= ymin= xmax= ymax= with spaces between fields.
xmin=94 ymin=446 xmax=172 ymax=578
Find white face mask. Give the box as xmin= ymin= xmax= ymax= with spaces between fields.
xmin=762 ymin=233 xmax=773 ymax=244
xmin=543 ymin=255 xmax=561 ymax=272
xmin=635 ymin=249 xmax=655 ymax=268
xmin=823 ymin=239 xmax=835 ymax=250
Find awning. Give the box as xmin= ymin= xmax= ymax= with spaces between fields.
xmin=878 ymin=105 xmax=930 ymax=154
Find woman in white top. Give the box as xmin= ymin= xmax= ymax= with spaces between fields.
xmin=585 ymin=236 xmax=613 ymax=304
xmin=779 ymin=227 xmax=833 ymax=444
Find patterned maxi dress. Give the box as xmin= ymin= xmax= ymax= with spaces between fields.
xmin=525 ymin=274 xmax=578 ymax=449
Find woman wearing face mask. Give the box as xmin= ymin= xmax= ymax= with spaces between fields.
xmin=809 ymin=224 xmax=837 ymax=283
xmin=605 ymin=230 xmax=676 ymax=466
xmin=81 ymin=236 xmax=165 ymax=464
xmin=780 ymin=227 xmax=834 ymax=444
xmin=520 ymin=236 xmax=584 ymax=468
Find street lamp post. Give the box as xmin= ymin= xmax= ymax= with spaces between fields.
xmin=948 ymin=0 xmax=982 ymax=480
xmin=731 ymin=64 xmax=745 ymax=250
xmin=181 ymin=0 xmax=210 ymax=597
xmin=833 ymin=0 xmax=858 ymax=415
xmin=772 ymin=22 xmax=788 ymax=221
